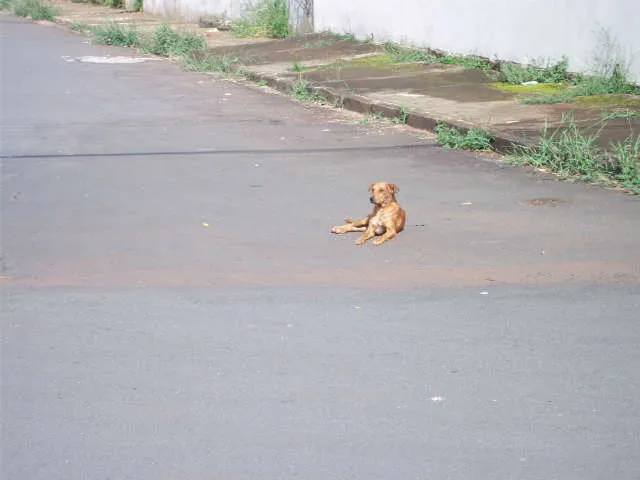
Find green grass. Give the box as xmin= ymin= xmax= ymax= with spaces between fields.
xmin=439 ymin=54 xmax=492 ymax=70
xmin=142 ymin=24 xmax=205 ymax=57
xmin=382 ymin=42 xmax=492 ymax=70
xmin=288 ymin=60 xmax=305 ymax=72
xmin=90 ymin=23 xmax=138 ymax=46
xmin=290 ymin=78 xmax=325 ymax=103
xmin=434 ymin=122 xmax=494 ymax=150
xmin=182 ymin=52 xmax=240 ymax=73
xmin=232 ymin=0 xmax=288 ymax=39
xmin=132 ymin=0 xmax=143 ymax=11
xmin=6 ymin=0 xmax=58 ymax=20
xmin=392 ymin=105 xmax=408 ymax=124
xmin=518 ymin=63 xmax=640 ymax=104
xmin=383 ymin=42 xmax=437 ymax=63
xmin=499 ymin=57 xmax=570 ymax=84
xmin=510 ymin=114 xmax=640 ymax=192
xmin=601 ymin=109 xmax=640 ymax=121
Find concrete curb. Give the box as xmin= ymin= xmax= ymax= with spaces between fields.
xmin=247 ymin=70 xmax=530 ymax=154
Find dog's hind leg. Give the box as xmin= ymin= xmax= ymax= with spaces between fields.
xmin=372 ymin=229 xmax=398 ymax=246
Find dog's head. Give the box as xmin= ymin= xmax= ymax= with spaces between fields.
xmin=369 ymin=182 xmax=399 ymax=206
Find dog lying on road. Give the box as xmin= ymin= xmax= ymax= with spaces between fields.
xmin=331 ymin=182 xmax=406 ymax=246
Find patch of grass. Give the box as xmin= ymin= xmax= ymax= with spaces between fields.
xmin=68 ymin=22 xmax=89 ymax=32
xmin=290 ymin=78 xmax=325 ymax=103
xmin=182 ymin=52 xmax=239 ymax=73
xmin=499 ymin=57 xmax=570 ymax=84
xmin=440 ymin=54 xmax=492 ymax=70
xmin=435 ymin=122 xmax=494 ymax=151
xmin=101 ymin=0 xmax=124 ymax=7
xmin=383 ymin=42 xmax=492 ymax=70
xmin=601 ymin=109 xmax=640 ymax=121
xmin=288 ymin=60 xmax=305 ymax=72
xmin=392 ymin=105 xmax=409 ymax=124
xmin=132 ymin=0 xmax=143 ymax=12
xmin=339 ymin=32 xmax=356 ymax=41
xmin=90 ymin=22 xmax=138 ymax=46
xmin=8 ymin=0 xmax=58 ymax=20
xmin=383 ymin=42 xmax=437 ymax=63
xmin=256 ymin=79 xmax=268 ymax=86
xmin=142 ymin=24 xmax=205 ymax=57
xmin=232 ymin=0 xmax=289 ymax=39
xmin=510 ymin=114 xmax=640 ymax=192
xmin=518 ymin=62 xmax=640 ymax=104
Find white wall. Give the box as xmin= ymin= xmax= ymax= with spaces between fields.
xmin=315 ymin=0 xmax=640 ymax=82
xmin=144 ymin=0 xmax=243 ymax=20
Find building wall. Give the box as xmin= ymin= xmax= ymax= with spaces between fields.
xmin=144 ymin=0 xmax=242 ymax=20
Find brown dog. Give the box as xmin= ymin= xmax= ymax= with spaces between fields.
xmin=331 ymin=182 xmax=406 ymax=246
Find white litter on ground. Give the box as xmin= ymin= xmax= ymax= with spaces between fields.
xmin=72 ymin=56 xmax=158 ymax=64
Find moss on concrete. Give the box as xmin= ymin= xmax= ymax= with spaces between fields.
xmin=489 ymin=82 xmax=566 ymax=95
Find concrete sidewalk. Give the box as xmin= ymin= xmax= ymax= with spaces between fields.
xmin=50 ymin=0 xmax=640 ymax=151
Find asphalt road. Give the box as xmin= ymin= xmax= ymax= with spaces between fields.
xmin=2 ymin=14 xmax=640 ymax=480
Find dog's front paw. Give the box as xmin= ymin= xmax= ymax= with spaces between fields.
xmin=372 ymin=238 xmax=385 ymax=246
xmin=331 ymin=226 xmax=343 ymax=234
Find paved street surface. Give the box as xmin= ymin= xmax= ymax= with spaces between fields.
xmin=2 ymin=15 xmax=640 ymax=480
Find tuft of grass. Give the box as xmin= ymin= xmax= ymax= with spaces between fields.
xmin=339 ymin=32 xmax=356 ymax=41
xmin=90 ymin=22 xmax=138 ymax=46
xmin=256 ymin=79 xmax=268 ymax=86
xmin=499 ymin=57 xmax=570 ymax=84
xmin=288 ymin=60 xmax=305 ymax=72
xmin=182 ymin=52 xmax=239 ymax=73
xmin=290 ymin=78 xmax=325 ymax=103
xmin=435 ymin=122 xmax=494 ymax=151
xmin=68 ymin=22 xmax=89 ymax=32
xmin=519 ymin=63 xmax=640 ymax=104
xmin=510 ymin=114 xmax=640 ymax=192
xmin=232 ymin=0 xmax=289 ymax=39
xmin=439 ymin=54 xmax=492 ymax=70
xmin=383 ymin=42 xmax=492 ymax=70
xmin=8 ymin=0 xmax=58 ymax=20
xmin=383 ymin=42 xmax=437 ymax=63
xmin=142 ymin=24 xmax=205 ymax=57
xmin=132 ymin=0 xmax=143 ymax=11
xmin=601 ymin=109 xmax=640 ymax=121
xmin=392 ymin=105 xmax=409 ymax=124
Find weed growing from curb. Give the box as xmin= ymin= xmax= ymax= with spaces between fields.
xmin=182 ymin=52 xmax=239 ymax=73
xmin=392 ymin=105 xmax=409 ymax=124
xmin=510 ymin=114 xmax=640 ymax=192
xmin=5 ymin=0 xmax=58 ymax=20
xmin=143 ymin=24 xmax=205 ymax=57
xmin=435 ymin=123 xmax=494 ymax=151
xmin=601 ymin=109 xmax=640 ymax=121
xmin=288 ymin=61 xmax=305 ymax=72
xmin=91 ymin=23 xmax=138 ymax=46
xmin=290 ymin=79 xmax=325 ymax=103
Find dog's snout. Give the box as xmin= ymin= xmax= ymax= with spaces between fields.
xmin=369 ymin=196 xmax=375 ymax=204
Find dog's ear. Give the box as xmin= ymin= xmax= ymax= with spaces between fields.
xmin=387 ymin=183 xmax=399 ymax=194
xmin=369 ymin=183 xmax=375 ymax=192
